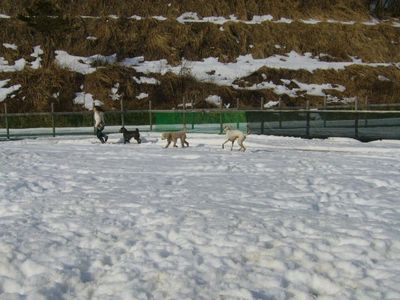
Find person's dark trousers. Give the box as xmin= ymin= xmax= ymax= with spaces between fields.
xmin=95 ymin=126 xmax=107 ymax=143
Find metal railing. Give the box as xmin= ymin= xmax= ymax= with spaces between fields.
xmin=1 ymin=102 xmax=400 ymax=141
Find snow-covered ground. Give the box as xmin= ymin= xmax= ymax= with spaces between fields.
xmin=1 ymin=133 xmax=400 ymax=299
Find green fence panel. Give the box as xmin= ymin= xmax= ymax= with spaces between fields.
xmin=1 ymin=110 xmax=400 ymax=141
xmin=7 ymin=115 xmax=52 ymax=128
xmin=152 ymin=111 xmax=247 ymax=132
xmin=358 ymin=112 xmax=400 ymax=140
xmin=54 ymin=114 xmax=92 ymax=127
xmin=124 ymin=111 xmax=151 ymax=126
xmin=247 ymin=111 xmax=308 ymax=136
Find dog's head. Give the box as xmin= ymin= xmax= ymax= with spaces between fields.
xmin=161 ymin=132 xmax=168 ymax=140
xmin=223 ymin=125 xmax=233 ymax=133
xmin=119 ymin=127 xmax=127 ymax=133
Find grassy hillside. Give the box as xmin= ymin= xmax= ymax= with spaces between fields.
xmin=2 ymin=0 xmax=372 ymax=19
xmin=1 ymin=0 xmax=399 ymax=113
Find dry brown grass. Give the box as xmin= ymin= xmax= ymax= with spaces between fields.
xmin=1 ymin=1 xmax=399 ymax=112
xmin=3 ymin=16 xmax=399 ymax=65
xmin=1 ymin=0 xmax=371 ymax=20
xmin=2 ymin=63 xmax=400 ymax=113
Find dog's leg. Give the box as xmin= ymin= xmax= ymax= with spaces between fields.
xmin=185 ymin=140 xmax=189 ymax=147
xmin=222 ymin=139 xmax=229 ymax=149
xmin=231 ymin=137 xmax=238 ymax=151
xmin=173 ymin=138 xmax=178 ymax=147
xmin=164 ymin=140 xmax=171 ymax=148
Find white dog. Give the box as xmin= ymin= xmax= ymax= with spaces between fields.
xmin=222 ymin=125 xmax=246 ymax=151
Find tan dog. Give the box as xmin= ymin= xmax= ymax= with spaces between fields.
xmin=161 ymin=131 xmax=189 ymax=148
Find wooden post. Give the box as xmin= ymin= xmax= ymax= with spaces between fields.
xmin=51 ymin=103 xmax=56 ymax=137
xmin=120 ymin=97 xmax=125 ymax=127
xmin=4 ymin=102 xmax=9 ymax=139
xmin=149 ymin=100 xmax=153 ymax=131
xmin=219 ymin=99 xmax=223 ymax=134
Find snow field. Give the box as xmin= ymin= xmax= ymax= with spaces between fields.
xmin=1 ymin=133 xmax=400 ymax=299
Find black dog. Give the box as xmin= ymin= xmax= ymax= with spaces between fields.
xmin=119 ymin=127 xmax=141 ymax=144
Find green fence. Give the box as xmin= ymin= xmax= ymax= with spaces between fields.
xmin=246 ymin=110 xmax=400 ymax=141
xmin=1 ymin=109 xmax=400 ymax=141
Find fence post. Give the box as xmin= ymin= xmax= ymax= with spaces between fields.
xmin=306 ymin=100 xmax=310 ymax=138
xmin=279 ymin=98 xmax=282 ymax=129
xmin=236 ymin=98 xmax=240 ymax=129
xmin=219 ymin=99 xmax=223 ymax=134
xmin=191 ymin=98 xmax=194 ymax=130
xmin=183 ymin=95 xmax=186 ymax=130
xmin=120 ymin=97 xmax=125 ymax=127
xmin=4 ymin=102 xmax=9 ymax=139
xmin=149 ymin=100 xmax=153 ymax=131
xmin=260 ymin=97 xmax=264 ymax=134
xmin=355 ymin=97 xmax=359 ymax=139
xmin=323 ymin=95 xmax=327 ymax=128
xmin=364 ymin=96 xmax=368 ymax=127
xmin=51 ymin=103 xmax=56 ymax=137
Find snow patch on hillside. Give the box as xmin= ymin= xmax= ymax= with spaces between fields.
xmin=233 ymin=79 xmax=346 ymax=97
xmin=133 ymin=76 xmax=160 ymax=85
xmin=73 ymin=92 xmax=103 ymax=110
xmin=205 ymin=95 xmax=222 ymax=107
xmin=0 ymin=58 xmax=26 ymax=73
xmin=30 ymin=46 xmax=43 ymax=69
xmin=2 ymin=43 xmax=17 ymax=50
xmin=122 ymin=51 xmax=391 ymax=87
xmin=55 ymin=51 xmax=117 ymax=74
xmin=0 ymin=79 xmax=21 ymax=102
